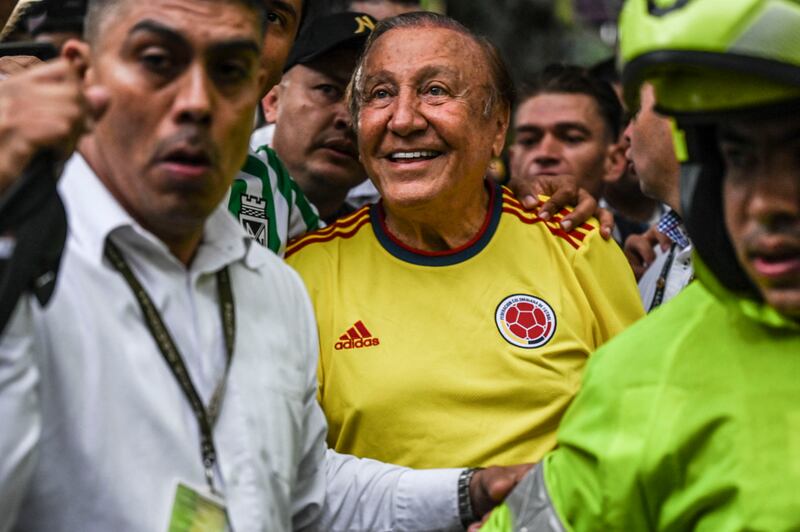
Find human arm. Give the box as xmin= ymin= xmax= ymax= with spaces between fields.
xmin=0 ymin=298 xmax=40 ymax=532
xmin=571 ymin=224 xmax=645 ymax=344
xmin=312 ymin=453 xmax=531 ymax=531
xmin=623 ymin=225 xmax=672 ymax=281
xmin=292 ymin=401 xmax=532 ymax=531
xmin=0 ymin=58 xmax=107 ymax=196
xmin=508 ymin=173 xmax=614 ymax=239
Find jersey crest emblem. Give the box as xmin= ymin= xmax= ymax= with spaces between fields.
xmin=495 ymin=294 xmax=557 ymax=349
xmin=239 ymin=194 xmax=268 ymax=246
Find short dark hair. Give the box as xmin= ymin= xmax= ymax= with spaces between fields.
xmin=330 ymin=0 xmax=420 ymax=10
xmin=519 ymin=63 xmax=623 ymax=140
xmin=349 ymin=11 xmax=514 ymax=121
xmin=84 ymin=0 xmax=268 ymax=43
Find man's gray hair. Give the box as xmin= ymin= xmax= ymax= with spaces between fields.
xmin=348 ymin=11 xmax=514 ymax=122
xmin=84 ymin=0 xmax=269 ymax=43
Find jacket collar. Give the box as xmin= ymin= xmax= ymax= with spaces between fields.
xmin=695 ymin=254 xmax=800 ymax=331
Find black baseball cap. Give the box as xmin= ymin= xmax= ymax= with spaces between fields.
xmin=283 ymin=11 xmax=377 ymax=73
xmin=26 ymin=0 xmax=86 ymax=37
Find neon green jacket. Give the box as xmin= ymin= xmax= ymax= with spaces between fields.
xmin=483 ymin=260 xmax=800 ymax=531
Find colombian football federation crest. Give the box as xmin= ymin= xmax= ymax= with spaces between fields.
xmin=495 ymin=294 xmax=557 ymax=348
xmin=239 ymin=194 xmax=268 ymax=246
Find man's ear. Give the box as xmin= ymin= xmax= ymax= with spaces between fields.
xmin=603 ymin=141 xmax=627 ymax=184
xmin=262 ymin=85 xmax=281 ymax=124
xmin=491 ymin=105 xmax=510 ymax=159
xmin=61 ymin=38 xmax=91 ymax=81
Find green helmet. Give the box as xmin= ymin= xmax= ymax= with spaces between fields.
xmin=620 ymin=0 xmax=800 ymax=118
xmin=619 ymin=0 xmax=800 ymax=295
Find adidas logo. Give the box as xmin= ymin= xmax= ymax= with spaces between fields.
xmin=335 ymin=320 xmax=380 ymax=350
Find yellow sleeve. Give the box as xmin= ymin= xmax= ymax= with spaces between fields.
xmin=285 ymin=245 xmax=331 ymax=404
xmin=570 ymin=227 xmax=645 ymax=346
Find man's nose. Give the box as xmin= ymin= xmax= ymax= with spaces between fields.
xmin=532 ymin=133 xmax=562 ymax=165
xmin=173 ymin=64 xmax=213 ymax=125
xmin=387 ymin=90 xmax=426 ymax=136
xmin=333 ymin=98 xmax=352 ymax=131
xmin=747 ymin=163 xmax=800 ymax=228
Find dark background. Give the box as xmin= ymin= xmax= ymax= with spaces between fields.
xmin=434 ymin=0 xmax=625 ymax=85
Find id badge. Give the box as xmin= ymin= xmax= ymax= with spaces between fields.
xmin=167 ymin=482 xmax=228 ymax=532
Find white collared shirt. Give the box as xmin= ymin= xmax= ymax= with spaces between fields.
xmin=638 ymin=212 xmax=694 ymax=313
xmin=0 ymin=154 xmax=461 ymax=532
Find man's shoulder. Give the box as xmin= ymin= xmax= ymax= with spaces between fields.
xmin=241 ymin=145 xmax=284 ymax=179
xmin=498 ymin=187 xmax=602 ymax=253
xmin=284 ymin=206 xmax=372 ymax=262
xmin=591 ymin=282 xmax=721 ymax=372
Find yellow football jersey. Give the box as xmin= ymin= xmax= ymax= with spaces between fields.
xmin=286 ymin=184 xmax=644 ymax=468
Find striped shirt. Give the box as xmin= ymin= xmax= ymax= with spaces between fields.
xmin=227 ymin=145 xmax=321 ymax=257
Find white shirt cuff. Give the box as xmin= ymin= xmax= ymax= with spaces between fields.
xmin=395 ymin=467 xmax=463 ymax=532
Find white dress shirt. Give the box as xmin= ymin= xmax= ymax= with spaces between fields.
xmin=638 ymin=211 xmax=694 ymax=313
xmin=0 ymin=154 xmax=462 ymax=532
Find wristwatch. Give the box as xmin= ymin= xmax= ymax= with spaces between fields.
xmin=458 ymin=467 xmax=483 ymax=529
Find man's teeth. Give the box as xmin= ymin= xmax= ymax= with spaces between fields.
xmin=391 ymin=151 xmax=438 ymax=160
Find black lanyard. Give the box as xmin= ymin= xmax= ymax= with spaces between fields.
xmin=650 ymin=242 xmax=677 ymax=310
xmin=104 ymin=239 xmax=235 ymax=495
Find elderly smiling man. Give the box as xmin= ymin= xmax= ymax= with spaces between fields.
xmin=286 ymin=12 xmax=643 ymax=508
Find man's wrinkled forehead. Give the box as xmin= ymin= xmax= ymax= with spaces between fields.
xmin=122 ymin=17 xmax=262 ymax=59
xmin=90 ymin=0 xmax=265 ymax=45
xmin=363 ymin=27 xmax=484 ymax=83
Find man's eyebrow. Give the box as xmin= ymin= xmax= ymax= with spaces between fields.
xmin=127 ymin=19 xmax=260 ymax=55
xmin=271 ymin=0 xmax=299 ymax=19
xmin=362 ymin=70 xmax=394 ymax=86
xmin=720 ymin=124 xmax=800 ymax=145
xmin=514 ymin=125 xmax=542 ymax=134
xmin=128 ymin=19 xmax=188 ymax=46
xmin=210 ymin=39 xmax=260 ymax=57
xmin=514 ymin=122 xmax=591 ymax=135
xmin=554 ymin=122 xmax=592 ymax=135
xmin=363 ymin=64 xmax=462 ymax=85
xmin=414 ymin=64 xmax=461 ymax=80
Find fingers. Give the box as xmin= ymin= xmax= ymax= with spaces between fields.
xmin=0 ymin=55 xmax=44 ymax=78
xmin=470 ymin=464 xmax=534 ymax=518
xmin=468 ymin=512 xmax=492 ymax=532
xmin=528 ymin=174 xmax=578 ymax=222
xmin=623 ymin=232 xmax=657 ymax=280
xmin=508 ymin=174 xmax=614 ymax=237
xmin=487 ymin=463 xmax=532 ymax=501
xmin=519 ymin=193 xmax=540 ymax=211
xmin=654 ymin=228 xmax=672 ymax=251
xmin=596 ymin=207 xmax=615 ymax=240
xmin=507 ymin=176 xmax=544 ymax=212
xmin=0 ymin=58 xmax=97 ymax=182
xmin=555 ymin=187 xmax=598 ymax=233
xmin=508 ymin=173 xmax=580 ymax=218
xmin=537 ymin=188 xmax=573 ymax=225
